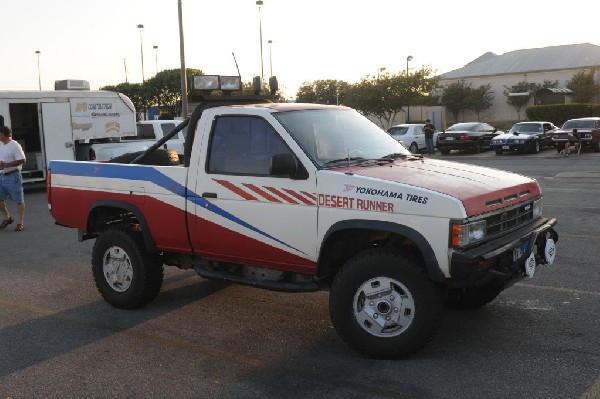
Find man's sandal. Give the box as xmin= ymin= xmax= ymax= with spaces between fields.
xmin=0 ymin=217 xmax=14 ymax=229
xmin=14 ymin=223 xmax=24 ymax=232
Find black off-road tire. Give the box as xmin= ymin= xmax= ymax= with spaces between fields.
xmin=108 ymin=149 xmax=181 ymax=166
xmin=445 ymin=281 xmax=504 ymax=309
xmin=92 ymin=227 xmax=164 ymax=309
xmin=329 ymin=249 xmax=444 ymax=359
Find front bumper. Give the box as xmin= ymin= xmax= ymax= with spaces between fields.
xmin=491 ymin=143 xmax=529 ymax=152
xmin=449 ymin=217 xmax=558 ymax=287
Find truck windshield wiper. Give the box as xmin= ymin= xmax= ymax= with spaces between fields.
xmin=378 ymin=153 xmax=422 ymax=161
xmin=322 ymin=157 xmax=371 ymax=167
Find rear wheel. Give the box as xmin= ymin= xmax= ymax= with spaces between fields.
xmin=92 ymin=227 xmax=163 ymax=309
xmin=473 ymin=141 xmax=482 ymax=153
xmin=329 ymin=249 xmax=443 ymax=359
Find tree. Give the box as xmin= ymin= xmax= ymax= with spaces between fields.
xmin=101 ymin=68 xmax=203 ymax=117
xmin=296 ymin=80 xmax=349 ymax=105
xmin=567 ymin=68 xmax=600 ymax=103
xmin=503 ymin=80 xmax=559 ymax=121
xmin=469 ymin=84 xmax=494 ymax=121
xmin=344 ymin=68 xmax=438 ymax=129
xmin=442 ymin=80 xmax=472 ymax=122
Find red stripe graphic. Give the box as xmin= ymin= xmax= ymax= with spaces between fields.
xmin=264 ymin=186 xmax=299 ymax=204
xmin=282 ymin=189 xmax=315 ymax=205
xmin=301 ymin=191 xmax=317 ymax=201
xmin=213 ymin=179 xmax=257 ymax=200
xmin=243 ymin=183 xmax=283 ymax=203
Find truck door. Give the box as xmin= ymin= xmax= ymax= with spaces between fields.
xmin=41 ymin=102 xmax=75 ymax=162
xmin=190 ymin=115 xmax=318 ymax=274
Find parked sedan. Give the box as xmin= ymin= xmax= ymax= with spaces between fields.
xmin=551 ymin=117 xmax=600 ymax=153
xmin=490 ymin=121 xmax=559 ymax=154
xmin=437 ymin=122 xmax=502 ymax=154
xmin=387 ymin=123 xmax=431 ymax=153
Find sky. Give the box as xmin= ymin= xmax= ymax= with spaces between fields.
xmin=1 ymin=0 xmax=598 ymax=100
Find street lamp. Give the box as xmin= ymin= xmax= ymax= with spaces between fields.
xmin=256 ymin=0 xmax=264 ymax=81
xmin=268 ymin=39 xmax=273 ymax=77
xmin=178 ymin=0 xmax=188 ymax=118
xmin=35 ymin=50 xmax=41 ymax=90
xmin=406 ymin=55 xmax=413 ymax=122
xmin=153 ymin=45 xmax=158 ymax=74
xmin=137 ymin=24 xmax=145 ymax=82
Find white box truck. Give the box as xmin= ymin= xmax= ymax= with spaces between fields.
xmin=0 ymin=85 xmax=136 ymax=183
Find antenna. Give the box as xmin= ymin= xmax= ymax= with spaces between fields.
xmin=232 ymin=52 xmax=241 ymax=80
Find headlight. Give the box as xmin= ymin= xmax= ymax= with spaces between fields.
xmin=451 ymin=220 xmax=486 ymax=248
xmin=533 ymin=198 xmax=542 ymax=218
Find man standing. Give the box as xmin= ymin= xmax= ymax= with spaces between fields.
xmin=0 ymin=126 xmax=26 ymax=231
xmin=422 ymin=119 xmax=436 ymax=156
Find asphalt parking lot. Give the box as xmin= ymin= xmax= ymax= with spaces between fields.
xmin=1 ymin=147 xmax=599 ymax=399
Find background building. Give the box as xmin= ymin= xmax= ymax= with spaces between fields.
xmin=438 ymin=43 xmax=600 ymax=125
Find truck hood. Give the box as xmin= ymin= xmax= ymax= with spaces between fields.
xmin=335 ymin=158 xmax=540 ymax=217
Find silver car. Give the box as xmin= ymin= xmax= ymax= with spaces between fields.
xmin=387 ymin=123 xmax=438 ymax=154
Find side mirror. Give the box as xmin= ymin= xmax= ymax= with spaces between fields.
xmin=270 ymin=153 xmax=308 ymax=180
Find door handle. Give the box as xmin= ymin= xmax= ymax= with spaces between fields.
xmin=202 ymin=192 xmax=217 ymax=198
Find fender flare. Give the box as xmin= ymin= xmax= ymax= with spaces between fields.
xmin=88 ymin=200 xmax=158 ymax=253
xmin=320 ymin=219 xmax=445 ymax=282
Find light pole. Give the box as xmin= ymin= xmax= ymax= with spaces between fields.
xmin=35 ymin=50 xmax=41 ymax=90
xmin=406 ymin=55 xmax=413 ymax=122
xmin=153 ymin=45 xmax=159 ymax=74
xmin=178 ymin=0 xmax=188 ymax=118
xmin=256 ymin=0 xmax=264 ymax=81
xmin=137 ymin=24 xmax=145 ymax=82
xmin=268 ymin=39 xmax=273 ymax=77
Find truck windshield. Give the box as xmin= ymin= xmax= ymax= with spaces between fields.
xmin=274 ymin=109 xmax=410 ymax=168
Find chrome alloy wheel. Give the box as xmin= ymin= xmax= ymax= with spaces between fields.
xmin=102 ymin=246 xmax=133 ymax=292
xmin=353 ymin=277 xmax=415 ymax=337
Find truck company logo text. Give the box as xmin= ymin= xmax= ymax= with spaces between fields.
xmin=75 ymin=102 xmax=114 ymax=112
xmin=343 ymin=185 xmax=429 ymax=204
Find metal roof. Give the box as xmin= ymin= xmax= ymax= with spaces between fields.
xmin=440 ymin=43 xmax=600 ymax=79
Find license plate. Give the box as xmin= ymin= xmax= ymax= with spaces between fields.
xmin=513 ymin=241 xmax=529 ymax=261
xmin=502 ymin=145 xmax=510 ymax=149
xmin=445 ymin=137 xmax=455 ymax=141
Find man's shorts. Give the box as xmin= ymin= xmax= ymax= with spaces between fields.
xmin=0 ymin=172 xmax=25 ymax=204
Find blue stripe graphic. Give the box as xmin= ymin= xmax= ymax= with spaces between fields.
xmin=51 ymin=161 xmax=305 ymax=254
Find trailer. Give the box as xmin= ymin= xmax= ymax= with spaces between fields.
xmin=0 ymin=86 xmax=136 ymax=183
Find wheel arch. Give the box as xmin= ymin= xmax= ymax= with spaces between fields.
xmin=317 ymin=219 xmax=445 ymax=283
xmin=86 ymin=200 xmax=158 ymax=253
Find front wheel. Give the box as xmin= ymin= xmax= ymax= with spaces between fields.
xmin=92 ymin=227 xmax=164 ymax=309
xmin=329 ymin=250 xmax=443 ymax=359
xmin=495 ymin=149 xmax=503 ymax=155
xmin=531 ymin=140 xmax=540 ymax=154
xmin=440 ymin=149 xmax=450 ymax=155
xmin=408 ymin=143 xmax=419 ymax=154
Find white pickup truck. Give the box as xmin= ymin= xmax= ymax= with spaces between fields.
xmin=76 ymin=120 xmax=186 ymax=162
xmin=47 ymin=94 xmax=558 ymax=359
